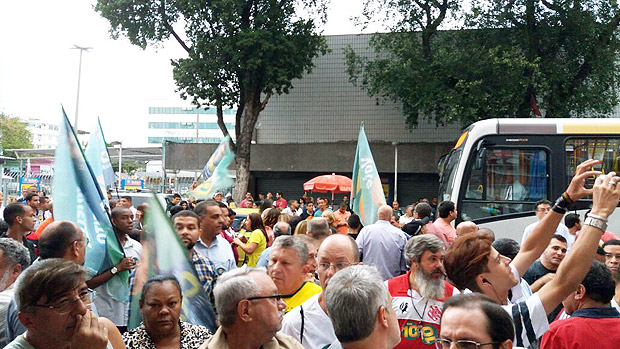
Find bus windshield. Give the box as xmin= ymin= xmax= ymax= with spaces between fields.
xmin=438 ymin=147 xmax=463 ymax=202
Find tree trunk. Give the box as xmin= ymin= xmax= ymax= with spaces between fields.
xmin=232 ymin=87 xmax=262 ymax=203
xmin=234 ymin=155 xmax=251 ymax=204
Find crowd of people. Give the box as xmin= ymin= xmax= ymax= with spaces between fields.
xmin=0 ymin=159 xmax=619 ymax=348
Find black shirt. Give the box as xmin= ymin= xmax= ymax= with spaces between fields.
xmin=0 ymin=232 xmax=36 ymax=265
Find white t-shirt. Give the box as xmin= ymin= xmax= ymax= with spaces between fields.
xmin=612 ymin=298 xmax=620 ymax=313
xmin=521 ymin=221 xmax=573 ymax=250
xmin=93 ymin=236 xmax=142 ymax=326
xmin=399 ymin=215 xmax=414 ymax=225
xmin=280 ymin=293 xmax=340 ymax=349
xmin=0 ymin=284 xmax=15 ymax=346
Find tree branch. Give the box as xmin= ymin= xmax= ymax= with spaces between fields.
xmin=413 ymin=0 xmax=430 ymax=12
xmin=215 ymin=96 xmax=230 ymax=138
xmin=541 ymin=0 xmax=563 ymax=14
xmin=159 ymin=0 xmax=190 ymax=53
xmin=259 ymin=92 xmax=272 ymax=111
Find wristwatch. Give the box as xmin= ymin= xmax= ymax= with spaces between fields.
xmin=110 ymin=266 xmax=118 ymax=275
xmin=584 ymin=216 xmax=607 ymax=232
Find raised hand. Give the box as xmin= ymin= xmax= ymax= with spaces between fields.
xmin=590 ymin=171 xmax=620 ymax=219
xmin=70 ymin=310 xmax=109 ymax=349
xmin=565 ymin=159 xmax=603 ymax=201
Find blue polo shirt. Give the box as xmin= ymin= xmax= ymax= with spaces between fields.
xmin=194 ymin=235 xmax=237 ymax=276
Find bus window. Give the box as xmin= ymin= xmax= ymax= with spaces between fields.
xmin=438 ymin=148 xmax=463 ymax=202
xmin=566 ymin=138 xmax=620 ymax=191
xmin=461 ymin=148 xmax=547 ymax=221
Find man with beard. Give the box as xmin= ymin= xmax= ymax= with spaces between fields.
xmin=172 ymin=211 xmax=217 ymax=297
xmin=386 ymin=234 xmax=459 ymax=348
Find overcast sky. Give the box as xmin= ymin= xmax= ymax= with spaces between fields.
xmin=0 ymin=0 xmax=382 ymax=147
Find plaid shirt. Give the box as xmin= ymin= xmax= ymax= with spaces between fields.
xmin=192 ymin=251 xmax=217 ymax=297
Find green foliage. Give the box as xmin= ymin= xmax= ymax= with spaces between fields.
xmin=348 ymin=0 xmax=620 ymax=127
xmin=0 ymin=114 xmax=33 ymax=157
xmin=96 ymin=0 xmax=329 ymax=122
xmin=96 ymin=0 xmax=329 ymax=200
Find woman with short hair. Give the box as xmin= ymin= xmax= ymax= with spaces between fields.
xmin=123 ymin=275 xmax=211 ymax=348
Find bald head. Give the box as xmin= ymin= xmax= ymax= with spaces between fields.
xmin=456 ymin=221 xmax=478 ymax=236
xmin=38 ymin=221 xmax=83 ymax=260
xmin=318 ymin=234 xmax=359 ymax=263
xmin=377 ymin=205 xmax=393 ymax=221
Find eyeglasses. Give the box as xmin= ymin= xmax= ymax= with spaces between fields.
xmin=33 ymin=288 xmax=96 ymax=314
xmin=78 ymin=236 xmax=90 ymax=247
xmin=317 ymin=261 xmax=354 ymax=272
xmin=246 ymin=294 xmax=284 ymax=302
xmin=435 ymin=338 xmax=499 ymax=349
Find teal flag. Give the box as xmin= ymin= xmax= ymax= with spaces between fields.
xmin=351 ymin=123 xmax=386 ymax=225
xmin=53 ymin=108 xmax=127 ymax=300
xmin=85 ymin=117 xmax=116 ymax=191
xmin=128 ymin=195 xmax=216 ymax=330
xmin=192 ymin=136 xmax=234 ymax=199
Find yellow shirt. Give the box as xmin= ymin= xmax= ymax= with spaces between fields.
xmin=283 ymin=282 xmax=322 ymax=313
xmin=245 ymin=229 xmax=267 ymax=267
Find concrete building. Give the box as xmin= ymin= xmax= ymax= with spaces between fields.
xmin=26 ymin=117 xmax=89 ymax=149
xmin=146 ymin=106 xmax=236 ymax=144
xmin=164 ymin=34 xmax=462 ymax=205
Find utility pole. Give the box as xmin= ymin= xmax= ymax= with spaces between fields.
xmin=71 ymin=45 xmax=92 ymax=130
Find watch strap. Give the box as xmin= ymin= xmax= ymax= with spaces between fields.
xmin=584 ymin=216 xmax=607 ymax=232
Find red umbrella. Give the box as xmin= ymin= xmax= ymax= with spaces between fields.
xmin=303 ymin=173 xmax=352 ymax=194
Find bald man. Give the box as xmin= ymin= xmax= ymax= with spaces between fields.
xmin=281 ymin=234 xmax=360 ymax=348
xmin=456 ymin=221 xmax=478 ymax=237
xmin=356 ymin=205 xmax=408 ymax=280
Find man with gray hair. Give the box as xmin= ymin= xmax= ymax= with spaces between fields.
xmin=356 ymin=205 xmax=408 ymax=280
xmin=256 ymin=222 xmax=291 ymax=268
xmin=386 ymin=234 xmax=459 ymax=348
xmin=199 ymin=266 xmax=303 ymax=348
xmin=269 ymin=236 xmax=322 ymax=313
xmin=307 ymin=217 xmax=330 ymax=243
xmin=0 ymin=238 xmax=29 ymax=345
xmin=325 ymin=265 xmax=401 ymax=348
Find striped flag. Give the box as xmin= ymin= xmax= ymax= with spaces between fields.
xmin=351 ymin=123 xmax=386 ymax=225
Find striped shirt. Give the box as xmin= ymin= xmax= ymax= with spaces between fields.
xmin=503 ymin=264 xmax=549 ymax=347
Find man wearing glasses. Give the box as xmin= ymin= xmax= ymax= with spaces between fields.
xmin=438 ymin=293 xmax=514 ymax=349
xmin=200 ymin=266 xmax=303 ymax=348
xmin=281 ymin=234 xmax=359 ymax=348
xmin=4 ymin=221 xmax=124 ymax=347
xmin=5 ymin=259 xmax=114 ymax=349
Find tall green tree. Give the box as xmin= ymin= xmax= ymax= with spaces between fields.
xmin=347 ymin=1 xmax=620 ymax=128
xmin=96 ymin=0 xmax=329 ymax=201
xmin=0 ymin=114 xmax=33 ymax=157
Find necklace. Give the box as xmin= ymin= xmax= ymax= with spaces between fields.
xmin=409 ymin=288 xmax=429 ymax=330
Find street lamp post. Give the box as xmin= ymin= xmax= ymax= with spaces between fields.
xmin=71 ymin=45 xmax=92 ymax=130
xmin=110 ymin=141 xmax=123 ymax=185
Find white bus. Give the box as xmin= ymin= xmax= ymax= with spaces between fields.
xmin=438 ymin=118 xmax=620 ymax=242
